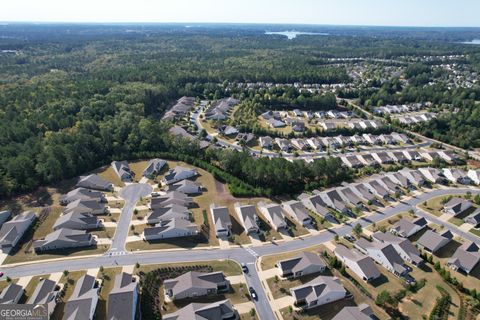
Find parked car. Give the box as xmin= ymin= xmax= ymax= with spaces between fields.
xmin=249 ymin=287 xmax=258 ymax=301
xmin=242 ymin=263 xmax=249 ymax=273
xmin=343 ymin=234 xmax=356 ymax=242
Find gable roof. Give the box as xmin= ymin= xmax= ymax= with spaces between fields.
xmin=143 ymin=158 xmax=167 ymax=177
xmin=107 ymin=272 xmax=138 ymax=320
xmin=448 ymin=241 xmax=480 ymax=273
xmin=210 ymin=204 xmax=232 ymax=233
xmin=0 ymin=283 xmax=23 ymax=304
xmin=417 ymin=229 xmax=453 ymax=252
xmin=278 ymin=252 xmax=326 ymax=275
xmin=33 ymin=228 xmax=93 ymax=251
xmin=164 ymin=271 xmax=226 ymax=297
xmin=390 ymin=217 xmax=427 ymax=237
xmin=332 ymin=304 xmax=374 ymax=320
xmin=334 ymin=245 xmax=381 ymax=280
xmin=27 ymin=278 xmax=58 ymax=305
xmin=76 ymin=174 xmax=112 ymax=191
xmin=282 ymin=200 xmax=311 ymax=222
xmin=64 ymin=274 xmax=98 ymax=320
xmin=290 ymin=275 xmax=345 ymax=304
xmin=0 ymin=211 xmax=35 ymax=247
xmin=163 ymin=299 xmax=234 ymax=320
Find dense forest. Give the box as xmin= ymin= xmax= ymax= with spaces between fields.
xmin=0 ymin=24 xmax=479 ymax=197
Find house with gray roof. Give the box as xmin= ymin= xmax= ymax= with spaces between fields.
xmin=355 ymin=238 xmax=409 ymax=277
xmin=390 ymin=217 xmax=428 ymax=238
xmin=209 ymin=204 xmax=232 ymax=238
xmin=351 ymin=184 xmax=376 ymax=203
xmin=107 ymin=272 xmax=139 ymax=320
xmin=64 ymin=274 xmax=99 ymax=320
xmin=390 ymin=172 xmax=413 ymax=189
xmin=0 ymin=283 xmax=23 ymax=304
xmin=143 ymin=158 xmax=167 ymax=178
xmin=162 ymin=166 xmax=198 ymax=185
xmin=33 ymin=228 xmax=95 ymax=253
xmin=417 ymin=229 xmax=453 ymax=253
xmin=358 ymin=154 xmax=378 ymax=167
xmin=339 ymin=187 xmax=364 ymax=208
xmin=306 ymin=137 xmax=323 ymax=150
xmin=277 ymin=252 xmax=326 ymax=279
xmin=299 ymin=194 xmax=331 ymax=219
xmin=378 ymin=176 xmax=401 ymax=194
xmin=163 ymin=299 xmax=235 ymax=320
xmin=0 ymin=211 xmax=36 ymax=252
xmin=267 ymin=118 xmax=286 ymax=128
xmin=365 ymin=180 xmax=390 ymax=200
xmin=64 ymin=199 xmax=107 ymax=216
xmin=281 ymin=201 xmax=311 ymax=226
xmin=390 ymin=151 xmax=409 ymax=163
xmin=465 ymin=208 xmax=480 ymax=226
xmin=162 ymin=96 xmax=195 ymax=121
xmin=334 ymin=245 xmax=381 ymax=282
xmin=290 ymin=275 xmax=346 ymax=309
xmin=258 ymin=202 xmax=287 ymax=231
xmin=443 ymin=197 xmax=473 ymax=217
xmin=0 ymin=211 xmax=11 ymax=226
xmin=372 ymin=152 xmax=394 ymax=164
xmin=147 ymin=205 xmax=191 ymax=225
xmin=341 ymin=155 xmax=364 ymax=168
xmin=418 ymin=167 xmax=447 ymax=184
xmin=372 ymin=232 xmax=423 ymax=267
xmin=164 ymin=271 xmax=229 ymax=300
xmin=447 ymin=241 xmax=480 ymax=274
xmin=76 ymin=174 xmax=113 ymax=191
xmin=27 ymin=278 xmax=59 ymax=317
xmin=403 ymin=150 xmax=423 ymax=162
xmin=259 ymin=136 xmax=274 ymax=149
xmin=321 ymin=190 xmax=349 ymax=214
xmin=443 ymin=168 xmax=473 ymax=185
xmin=143 ymin=218 xmax=198 ymax=241
xmin=149 ymin=191 xmax=194 ymax=210
xmin=60 ymin=188 xmax=106 ymax=205
xmin=111 ymin=160 xmax=135 ymax=182
xmin=274 ymin=138 xmax=292 ymax=152
xmin=398 ymin=169 xmax=427 ymax=187
xmin=167 ymin=180 xmax=202 ymax=195
xmin=234 ymin=203 xmax=259 ymax=234
xmin=332 ymin=304 xmax=374 ymax=320
xmin=53 ymin=212 xmax=100 ymax=231
xmin=467 ymin=169 xmax=480 ymax=185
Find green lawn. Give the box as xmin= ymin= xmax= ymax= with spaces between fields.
xmin=136 ymin=259 xmax=242 ymax=277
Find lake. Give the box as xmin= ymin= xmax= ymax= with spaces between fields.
xmin=265 ymin=30 xmax=329 ymax=40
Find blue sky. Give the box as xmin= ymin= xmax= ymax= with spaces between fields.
xmin=1 ymin=0 xmax=479 ymax=27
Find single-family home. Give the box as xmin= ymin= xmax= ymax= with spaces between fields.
xmin=398 ymin=169 xmax=427 ymax=187
xmin=332 ymin=304 xmax=374 ymax=320
xmin=355 ymin=238 xmax=409 ymax=277
xmin=27 ymin=278 xmax=59 ymax=317
xmin=320 ymin=122 xmax=336 ymax=131
xmin=306 ymin=138 xmax=323 ymax=151
xmin=447 ymin=241 xmax=480 ymax=274
xmin=76 ymin=174 xmax=113 ymax=191
xmin=299 ymin=194 xmax=331 ymax=219
xmin=389 ymin=172 xmax=412 ymax=189
xmin=143 ymin=158 xmax=167 ymax=178
xmin=163 ymin=299 xmax=236 ymax=320
xmin=403 ymin=150 xmax=423 ymax=162
xmin=465 ymin=208 xmax=480 ymax=226
xmin=64 ymin=274 xmax=99 ymax=320
xmin=358 ymin=154 xmax=379 ymax=167
xmin=390 ymin=217 xmax=428 ymax=238
xmin=267 ymin=118 xmax=286 ymax=128
xmin=64 ymin=199 xmax=107 ymax=215
xmin=0 ymin=211 xmax=11 ymax=226
xmin=418 ymin=167 xmax=447 ymax=184
xmin=209 ymin=204 xmax=232 ymax=238
xmin=443 ymin=168 xmax=473 ymax=185
xmin=162 ymin=166 xmax=198 ymax=185
xmin=290 ymin=276 xmax=346 ymax=309
xmin=149 ymin=191 xmax=193 ymax=209
xmin=339 ymin=187 xmax=364 ymax=208
xmin=164 ymin=271 xmax=229 ymax=300
xmin=0 ymin=211 xmax=36 ymax=252
xmin=111 ymin=160 xmax=135 ymax=182
xmin=143 ymin=218 xmax=198 ymax=241
xmin=365 ymin=180 xmax=390 ymax=200
xmin=334 ymin=245 xmax=381 ymax=282
xmin=443 ymin=197 xmax=473 ymax=217
xmin=258 ymin=202 xmax=287 ymax=231
xmin=33 ymin=228 xmax=95 ymax=253
xmin=0 ymin=283 xmax=23 ymax=304
xmin=341 ymin=155 xmax=364 ymax=168
xmin=320 ymin=190 xmax=349 ymax=214
xmin=167 ymin=180 xmax=202 ymax=195
xmin=234 ymin=203 xmax=259 ymax=234
xmin=372 ymin=152 xmax=394 ymax=164
xmin=53 ymin=212 xmax=100 ymax=231
xmin=281 ymin=201 xmax=312 ymax=226
xmin=277 ymin=252 xmax=326 ymax=279
xmin=372 ymin=232 xmax=423 ymax=266
xmin=417 ymin=230 xmax=454 ymax=253
xmin=275 ymin=138 xmax=292 ymax=152
xmin=60 ymin=188 xmax=106 ymax=206
xmin=390 ymin=151 xmax=409 ymax=163
xmin=107 ymin=272 xmax=139 ymax=320
xmin=259 ymin=136 xmax=274 ymax=149
xmin=146 ymin=205 xmax=191 ymax=225
xmin=468 ymin=170 xmax=480 ymax=185
xmin=291 ymin=138 xmax=308 ymax=151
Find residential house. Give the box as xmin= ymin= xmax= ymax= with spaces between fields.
xmin=443 ymin=168 xmax=472 ymax=185
xmin=358 ymin=154 xmax=379 ymax=167
xmin=339 ymin=187 xmax=364 ymax=208
xmin=439 ymin=150 xmax=461 ymax=163
xmin=64 ymin=199 xmax=107 ymax=215
xmin=355 ymin=238 xmax=409 ymax=277
xmin=219 ymin=126 xmax=238 ymax=136
xmin=64 ymin=274 xmax=99 ymax=320
xmin=143 ymin=158 xmax=167 ymax=178
xmin=389 ymin=172 xmax=412 ymax=189
xmin=149 ymin=191 xmax=193 ymax=210
xmin=267 ymin=118 xmax=286 ymax=128
xmin=277 ymin=252 xmax=326 ymax=279
xmin=351 ymin=184 xmax=376 ymax=203
xmin=467 ymin=170 xmax=480 ymax=185
xmin=53 ymin=212 xmax=100 ymax=231
xmin=33 ymin=228 xmax=95 ymax=253
xmin=143 ymin=218 xmax=198 ymax=241
xmin=320 ymin=122 xmax=336 ymax=131
xmin=236 ymin=132 xmax=255 ymax=145
xmin=398 ymin=169 xmax=427 ymax=187
xmin=390 ymin=217 xmax=428 ymax=238
xmin=281 ymin=201 xmax=312 ymax=226
xmin=146 ymin=205 xmax=191 ymax=225
xmin=0 ymin=283 xmax=23 ymax=304
xmin=234 ymin=203 xmax=259 ymax=234
xmin=379 ymin=176 xmax=401 ymax=194
xmin=334 ymin=245 xmax=381 ymax=282
xmin=27 ymin=278 xmax=59 ymax=317
xmin=418 ymin=167 xmax=447 ymax=184
xmin=320 ymin=190 xmax=349 ymax=214
xmin=258 ymin=202 xmax=287 ymax=231
xmin=291 ymin=138 xmax=308 ymax=151
xmin=0 ymin=211 xmax=11 ymax=226
xmin=290 ymin=276 xmax=346 ymax=309
xmin=167 ymin=180 xmax=202 ymax=195
xmin=443 ymin=197 xmax=473 ymax=216
xmin=209 ymin=204 xmax=232 ymax=238
xmin=299 ymin=194 xmax=331 ymax=219
xmin=76 ymin=174 xmax=113 ymax=191
xmin=274 ymin=138 xmax=292 ymax=152
xmin=162 ymin=96 xmax=195 ymax=121
xmin=259 ymin=136 xmax=274 ymax=149
xmin=372 ymin=232 xmax=423 ymax=266
xmin=162 ymin=166 xmax=198 ymax=185
xmin=163 ymin=299 xmax=235 ymax=320
xmin=417 ymin=230 xmax=454 ymax=253
xmin=341 ymin=155 xmax=363 ymax=169
xmin=332 ymin=304 xmax=374 ymax=320
xmin=60 ymin=188 xmax=106 ymax=205
xmin=107 ymin=272 xmax=139 ymax=320
xmin=403 ymin=150 xmax=423 ymax=162
xmin=111 ymin=160 xmax=135 ymax=182
xmin=365 ymin=180 xmax=390 ymax=200
xmin=0 ymin=211 xmax=36 ymax=252
xmin=391 ymin=132 xmax=411 ymax=144
xmin=372 ymin=152 xmax=394 ymax=164
xmin=306 ymin=137 xmax=323 ymax=151
xmin=465 ymin=208 xmax=480 ymax=226
xmin=169 ymin=126 xmax=210 ymax=150
xmin=164 ymin=271 xmax=229 ymax=300
xmin=390 ymin=151 xmax=409 ymax=163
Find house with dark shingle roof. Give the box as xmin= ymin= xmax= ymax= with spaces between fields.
xmin=142 ymin=159 xmax=167 ymax=178
xmin=332 ymin=303 xmax=374 ymax=320
xmin=372 ymin=232 xmax=423 ymax=267
xmin=107 ymin=272 xmax=139 ymax=320
xmin=0 ymin=283 xmax=23 ymax=304
xmin=27 ymin=278 xmax=59 ymax=317
xmin=163 ymin=299 xmax=236 ymax=320
xmin=111 ymin=161 xmax=135 ymax=182
xmin=355 ymin=238 xmax=409 ymax=277
xmin=447 ymin=241 xmax=480 ymax=274
xmin=281 ymin=201 xmax=312 ymax=226
xmin=417 ymin=229 xmax=453 ymax=253
xmin=277 ymin=252 xmax=326 ymax=279
xmin=164 ymin=271 xmax=229 ymax=300
xmin=161 ymin=166 xmax=198 ymax=185
xmin=60 ymin=188 xmax=106 ymax=206
xmin=334 ymin=245 xmax=381 ymax=282
xmin=147 ymin=205 xmax=191 ymax=225
xmin=0 ymin=210 xmax=11 ymax=226
xmin=390 ymin=217 xmax=427 ymax=238
xmin=465 ymin=208 xmax=480 ymax=226
xmin=53 ymin=212 xmax=100 ymax=231
xmin=167 ymin=180 xmax=202 ymax=195
xmin=443 ymin=197 xmax=473 ymax=217
xmin=64 ymin=274 xmax=99 ymax=320
xmin=234 ymin=203 xmax=259 ymax=234
xmin=209 ymin=204 xmax=232 ymax=238
xmin=33 ymin=228 xmax=95 ymax=253
xmin=149 ymin=191 xmax=193 ymax=210
xmin=0 ymin=211 xmax=36 ymax=252
xmin=64 ymin=199 xmax=107 ymax=216
xmin=258 ymin=202 xmax=287 ymax=231
xmin=76 ymin=174 xmax=113 ymax=191
xmin=299 ymin=194 xmax=332 ymax=219
xmin=143 ymin=218 xmax=198 ymax=241
xmin=290 ymin=275 xmax=346 ymax=309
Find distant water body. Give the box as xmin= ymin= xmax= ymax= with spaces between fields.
xmin=461 ymin=39 xmax=480 ymax=45
xmin=265 ymin=31 xmax=329 ymax=40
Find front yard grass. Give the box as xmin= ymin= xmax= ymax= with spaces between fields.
xmin=96 ymin=267 xmax=123 ymax=320
xmin=260 ymin=245 xmax=326 ymax=271
xmin=135 ymin=259 xmax=242 ymax=277
xmin=51 ymin=270 xmax=87 ymax=320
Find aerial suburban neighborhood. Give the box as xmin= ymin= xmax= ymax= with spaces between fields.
xmin=1 ymin=2 xmax=480 ymax=320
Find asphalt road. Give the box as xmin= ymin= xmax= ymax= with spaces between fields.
xmin=2 ymin=187 xmax=479 ymax=320
xmin=109 ymin=183 xmax=152 ymax=253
